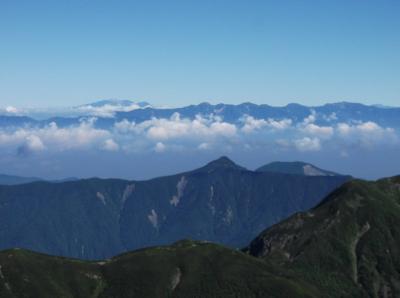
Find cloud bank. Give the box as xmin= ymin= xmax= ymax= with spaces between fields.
xmin=0 ymin=111 xmax=397 ymax=158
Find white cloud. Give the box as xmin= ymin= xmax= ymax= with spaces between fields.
xmin=336 ymin=121 xmax=396 ymax=144
xmin=323 ymin=112 xmax=337 ymax=122
xmin=0 ymin=119 xmax=111 ymax=154
xmin=114 ymin=119 xmax=138 ymax=133
xmin=76 ymin=102 xmax=151 ymax=118
xmin=294 ymin=137 xmax=321 ymax=152
xmin=352 ymin=121 xmax=388 ymax=134
xmin=241 ymin=116 xmax=267 ymax=133
xmin=337 ymin=121 xmax=385 ymax=136
xmin=114 ymin=113 xmax=237 ymax=141
xmin=240 ymin=115 xmax=292 ymax=133
xmin=303 ymin=110 xmax=317 ymax=125
xmin=146 ymin=113 xmax=191 ymax=140
xmin=268 ymin=118 xmax=293 ymax=130
xmin=0 ymin=106 xmax=21 ymax=115
xmin=302 ymin=123 xmax=334 ymax=139
xmin=298 ymin=110 xmax=334 ymax=139
xmin=0 ymin=110 xmax=397 ymax=157
xmin=337 ymin=123 xmax=352 ymax=136
xmin=6 ymin=106 xmax=19 ymax=114
xmin=40 ymin=120 xmax=110 ymax=150
xmin=207 ymin=121 xmax=237 ymax=137
xmin=198 ymin=142 xmax=211 ymax=150
xmin=154 ymin=142 xmax=166 ymax=153
xmin=24 ymin=135 xmax=46 ymax=152
xmin=102 ymin=139 xmax=120 ymax=151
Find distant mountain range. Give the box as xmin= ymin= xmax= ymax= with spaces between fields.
xmin=0 ymin=175 xmax=78 ymax=185
xmin=1 ymin=101 xmax=400 ymax=129
xmin=79 ymin=99 xmax=151 ymax=108
xmin=0 ymin=157 xmax=349 ymax=259
xmin=0 ymin=174 xmax=42 ymax=185
xmin=1 ymin=175 xmax=399 ymax=297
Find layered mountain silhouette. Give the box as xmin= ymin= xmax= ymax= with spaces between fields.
xmin=0 ymin=157 xmax=349 ymax=259
xmin=0 ymin=175 xmax=399 ymax=297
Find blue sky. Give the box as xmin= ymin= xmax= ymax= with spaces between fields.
xmin=1 ymin=0 xmax=399 ymax=108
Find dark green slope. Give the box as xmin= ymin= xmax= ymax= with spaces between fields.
xmin=246 ymin=176 xmax=400 ymax=297
xmin=0 ymin=249 xmax=102 ymax=298
xmin=0 ymin=242 xmax=317 ymax=298
xmin=0 ymin=157 xmax=349 ymax=259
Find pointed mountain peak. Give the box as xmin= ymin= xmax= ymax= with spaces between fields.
xmin=212 ymin=156 xmax=234 ymax=163
xmin=197 ymin=156 xmax=246 ymax=172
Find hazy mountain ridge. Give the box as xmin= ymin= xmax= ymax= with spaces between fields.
xmin=0 ymin=174 xmax=79 ymax=185
xmin=0 ymin=174 xmax=42 ymax=185
xmin=1 ymin=101 xmax=400 ymax=128
xmin=79 ymin=99 xmax=151 ymax=108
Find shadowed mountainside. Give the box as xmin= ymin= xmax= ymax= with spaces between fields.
xmin=0 ymin=157 xmax=349 ymax=259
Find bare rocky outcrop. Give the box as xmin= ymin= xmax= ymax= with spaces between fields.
xmin=170 ymin=267 xmax=182 ymax=291
xmin=351 ymin=222 xmax=370 ymax=284
xmin=96 ymin=192 xmax=106 ymax=205
xmin=148 ymin=209 xmax=158 ymax=229
xmin=122 ymin=184 xmax=135 ymax=206
xmin=170 ymin=176 xmax=187 ymax=207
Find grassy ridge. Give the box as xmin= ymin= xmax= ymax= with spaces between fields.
xmin=0 ymin=242 xmax=317 ymax=298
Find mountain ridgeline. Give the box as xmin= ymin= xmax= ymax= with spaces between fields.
xmin=256 ymin=161 xmax=341 ymax=176
xmin=0 ymin=176 xmax=399 ymax=297
xmin=0 ymin=241 xmax=316 ymax=298
xmin=246 ymin=176 xmax=400 ymax=297
xmin=0 ymin=157 xmax=349 ymax=259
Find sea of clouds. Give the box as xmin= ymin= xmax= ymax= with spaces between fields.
xmin=0 ymin=110 xmax=396 ymax=156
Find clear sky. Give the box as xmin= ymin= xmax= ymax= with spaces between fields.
xmin=1 ymin=0 xmax=399 ymax=108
